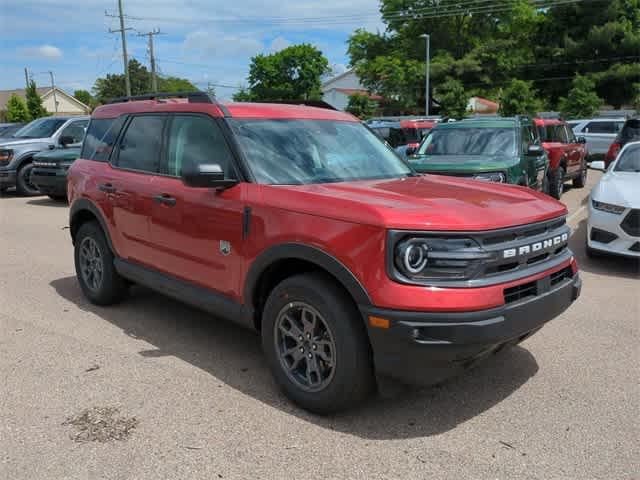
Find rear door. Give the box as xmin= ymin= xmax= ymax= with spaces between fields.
xmin=580 ymin=120 xmax=623 ymax=157
xmin=149 ymin=114 xmax=245 ymax=299
xmin=108 ymin=114 xmax=166 ymax=266
xmin=563 ymin=124 xmax=583 ymax=175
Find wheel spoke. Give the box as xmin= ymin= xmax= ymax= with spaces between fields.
xmin=305 ymin=356 xmax=322 ymax=386
xmin=301 ymin=308 xmax=317 ymax=334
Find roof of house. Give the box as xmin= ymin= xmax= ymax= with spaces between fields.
xmin=321 ymin=68 xmax=357 ymax=88
xmin=0 ymin=87 xmax=90 ymax=111
xmin=332 ymin=88 xmax=383 ymax=100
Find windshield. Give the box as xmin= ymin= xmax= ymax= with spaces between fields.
xmin=228 ymin=119 xmax=414 ymax=185
xmin=538 ymin=124 xmax=565 ymax=142
xmin=614 ymin=144 xmax=640 ymax=172
xmin=14 ymin=118 xmax=67 ymax=138
xmin=417 ymin=127 xmax=516 ymax=156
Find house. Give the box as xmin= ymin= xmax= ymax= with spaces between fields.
xmin=321 ymin=68 xmax=382 ymax=111
xmin=0 ymin=87 xmax=90 ymax=119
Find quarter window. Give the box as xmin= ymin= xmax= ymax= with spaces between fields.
xmin=60 ymin=120 xmax=88 ymax=144
xmin=81 ymin=118 xmax=124 ymax=162
xmin=116 ymin=115 xmax=165 ymax=173
xmin=164 ymin=115 xmax=236 ymax=179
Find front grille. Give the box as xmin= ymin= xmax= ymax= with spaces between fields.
xmin=621 ymin=209 xmax=640 ymax=237
xmin=590 ymin=227 xmax=618 ymax=244
xmin=504 ymin=266 xmax=573 ymax=305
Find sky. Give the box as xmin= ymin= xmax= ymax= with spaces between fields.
xmin=0 ymin=0 xmax=385 ymax=100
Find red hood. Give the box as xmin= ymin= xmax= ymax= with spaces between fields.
xmin=259 ymin=175 xmax=567 ymax=231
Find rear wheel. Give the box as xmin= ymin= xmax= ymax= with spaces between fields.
xmin=261 ymin=273 xmax=375 ymax=414
xmin=548 ymin=166 xmax=565 ymax=199
xmin=74 ymin=221 xmax=128 ymax=305
xmin=16 ymin=163 xmax=40 ymax=196
xmin=573 ymin=162 xmax=587 ymax=188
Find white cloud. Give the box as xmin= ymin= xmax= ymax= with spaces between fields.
xmin=21 ymin=44 xmax=63 ymax=59
xmin=183 ymin=30 xmax=263 ymax=58
xmin=268 ymin=36 xmax=291 ymax=53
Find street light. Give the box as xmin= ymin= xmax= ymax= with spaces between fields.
xmin=420 ymin=33 xmax=430 ymax=116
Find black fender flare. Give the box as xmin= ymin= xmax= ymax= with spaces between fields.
xmin=13 ymin=151 xmax=42 ymax=170
xmin=244 ymin=243 xmax=372 ymax=307
xmin=69 ymin=198 xmax=115 ymax=252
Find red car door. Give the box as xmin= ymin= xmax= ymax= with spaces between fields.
xmin=107 ymin=114 xmax=166 ymax=266
xmin=563 ymin=124 xmax=584 ymax=175
xmin=148 ymin=114 xmax=246 ymax=301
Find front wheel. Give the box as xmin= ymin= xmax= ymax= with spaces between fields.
xmin=16 ymin=163 xmax=40 ymax=196
xmin=261 ymin=273 xmax=375 ymax=414
xmin=548 ymin=166 xmax=565 ymax=200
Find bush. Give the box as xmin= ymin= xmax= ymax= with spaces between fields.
xmin=6 ymin=94 xmax=31 ymax=123
xmin=437 ymin=79 xmax=468 ymax=119
xmin=558 ymin=75 xmax=603 ymax=119
xmin=499 ymin=79 xmax=541 ymax=117
xmin=345 ymin=93 xmax=378 ymax=119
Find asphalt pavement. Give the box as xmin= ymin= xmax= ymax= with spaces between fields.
xmin=1 ymin=171 xmax=638 ymax=480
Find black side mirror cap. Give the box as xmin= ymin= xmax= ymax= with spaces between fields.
xmin=578 ymin=136 xmax=587 ymax=144
xmin=528 ymin=144 xmax=544 ymax=155
xmin=182 ymin=163 xmax=238 ymax=189
xmin=405 ymin=146 xmax=416 ymax=156
xmin=59 ymin=135 xmax=75 ymax=147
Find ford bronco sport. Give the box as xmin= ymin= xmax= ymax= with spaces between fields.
xmin=68 ymin=92 xmax=581 ymax=413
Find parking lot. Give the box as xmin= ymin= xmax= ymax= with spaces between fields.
xmin=1 ymin=170 xmax=638 ymax=480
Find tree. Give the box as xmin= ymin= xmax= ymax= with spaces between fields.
xmin=73 ymin=89 xmax=94 ymax=108
xmin=157 ymin=76 xmax=198 ymax=93
xmin=232 ymin=88 xmax=254 ymax=102
xmin=345 ymin=94 xmax=378 ymax=119
xmin=437 ymin=79 xmax=468 ymax=119
xmin=499 ymin=79 xmax=541 ymax=117
xmin=558 ymin=75 xmax=603 ymax=119
xmin=5 ymin=94 xmax=31 ymax=122
xmin=26 ymin=80 xmax=48 ymax=119
xmin=243 ymin=44 xmax=330 ymax=101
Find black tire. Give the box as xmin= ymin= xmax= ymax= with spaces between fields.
xmin=48 ymin=194 xmax=67 ymax=202
xmin=548 ymin=166 xmax=565 ymax=200
xmin=261 ymin=273 xmax=375 ymax=414
xmin=74 ymin=221 xmax=128 ymax=305
xmin=15 ymin=162 xmax=41 ymax=196
xmin=573 ymin=162 xmax=587 ymax=188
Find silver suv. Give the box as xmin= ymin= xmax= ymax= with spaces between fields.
xmin=0 ymin=116 xmax=89 ymax=195
xmin=569 ymin=118 xmax=626 ymax=161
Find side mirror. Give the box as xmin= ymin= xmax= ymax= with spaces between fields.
xmin=182 ymin=163 xmax=238 ymax=189
xmin=527 ymin=144 xmax=544 ymax=155
xmin=59 ymin=135 xmax=75 ymax=147
xmin=578 ymin=136 xmax=587 ymax=144
xmin=590 ymin=160 xmax=606 ymax=171
xmin=406 ymin=146 xmax=417 ymax=156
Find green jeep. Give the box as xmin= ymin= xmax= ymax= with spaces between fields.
xmin=408 ymin=117 xmax=548 ymax=190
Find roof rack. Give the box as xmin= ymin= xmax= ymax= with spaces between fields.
xmin=106 ymin=91 xmax=231 ymax=117
xmin=256 ymin=100 xmax=338 ymax=110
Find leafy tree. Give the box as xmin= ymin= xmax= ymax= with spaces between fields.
xmin=232 ymin=88 xmax=254 ymax=102
xmin=243 ymin=44 xmax=330 ymax=101
xmin=437 ymin=79 xmax=468 ymax=119
xmin=5 ymin=94 xmax=30 ymax=122
xmin=345 ymin=94 xmax=378 ymax=119
xmin=26 ymin=80 xmax=48 ymax=119
xmin=157 ymin=76 xmax=197 ymax=93
xmin=499 ymin=79 xmax=541 ymax=117
xmin=73 ymin=89 xmax=94 ymax=108
xmin=558 ymin=75 xmax=603 ymax=119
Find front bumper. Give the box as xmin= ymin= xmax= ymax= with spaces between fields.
xmin=360 ymin=271 xmax=581 ymax=385
xmin=587 ymin=203 xmax=640 ymax=258
xmin=30 ymin=167 xmax=68 ymax=196
xmin=0 ymin=169 xmax=17 ymax=188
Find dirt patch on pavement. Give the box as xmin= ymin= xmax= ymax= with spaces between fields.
xmin=63 ymin=406 xmax=138 ymax=442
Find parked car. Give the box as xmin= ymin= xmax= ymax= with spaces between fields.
xmin=587 ymin=142 xmax=640 ymax=258
xmin=0 ymin=122 xmax=26 ymax=139
xmin=0 ymin=116 xmax=89 ymax=195
xmin=604 ymin=117 xmax=640 ymax=168
xmin=407 ymin=116 xmax=548 ymax=190
xmin=30 ymin=146 xmax=81 ymax=201
xmin=68 ymin=92 xmax=581 ymax=413
xmin=367 ymin=119 xmax=435 ymax=157
xmin=569 ymin=117 xmax=625 ymax=161
xmin=534 ymin=117 xmax=588 ymax=199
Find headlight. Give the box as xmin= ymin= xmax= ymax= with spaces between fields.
xmin=472 ymin=172 xmax=506 ymax=183
xmin=394 ymin=236 xmax=489 ymax=281
xmin=592 ymin=199 xmax=625 ymax=215
xmin=0 ymin=149 xmax=13 ymax=164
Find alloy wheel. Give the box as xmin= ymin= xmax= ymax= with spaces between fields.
xmin=79 ymin=236 xmax=104 ymax=292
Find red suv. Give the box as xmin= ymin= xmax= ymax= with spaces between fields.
xmin=68 ymin=93 xmax=581 ymax=413
xmin=535 ymin=118 xmax=588 ymax=199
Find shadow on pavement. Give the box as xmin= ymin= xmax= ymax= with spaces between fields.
xmin=51 ymin=275 xmax=539 ymax=440
xmin=570 ymin=218 xmax=639 ymax=280
xmin=27 ymin=197 xmax=68 ymax=207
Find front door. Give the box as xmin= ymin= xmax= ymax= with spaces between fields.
xmin=149 ymin=114 xmax=245 ymax=300
xmin=564 ymin=124 xmax=583 ymax=175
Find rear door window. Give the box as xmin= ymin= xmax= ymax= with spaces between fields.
xmin=584 ymin=121 xmax=616 ymax=134
xmin=115 ymin=115 xmax=165 ymax=173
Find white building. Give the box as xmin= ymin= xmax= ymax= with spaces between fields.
xmin=0 ymin=87 xmax=90 ymax=118
xmin=321 ymin=68 xmax=382 ymax=111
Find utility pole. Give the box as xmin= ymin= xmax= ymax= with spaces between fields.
xmin=24 ymin=68 xmax=30 ymax=89
xmin=137 ymin=29 xmax=162 ymax=93
xmin=420 ymin=33 xmax=431 ymax=116
xmin=47 ymin=71 xmax=58 ymax=113
xmin=107 ymin=0 xmax=132 ymax=96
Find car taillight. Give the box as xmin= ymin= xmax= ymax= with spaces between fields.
xmin=605 ymin=143 xmax=620 ymax=167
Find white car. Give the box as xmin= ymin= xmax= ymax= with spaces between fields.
xmin=570 ymin=118 xmax=626 ymax=161
xmin=587 ymin=141 xmax=640 ymax=258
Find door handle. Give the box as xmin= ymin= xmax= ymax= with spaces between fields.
xmin=99 ymin=183 xmax=117 ymax=193
xmin=153 ymin=194 xmax=176 ymax=206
